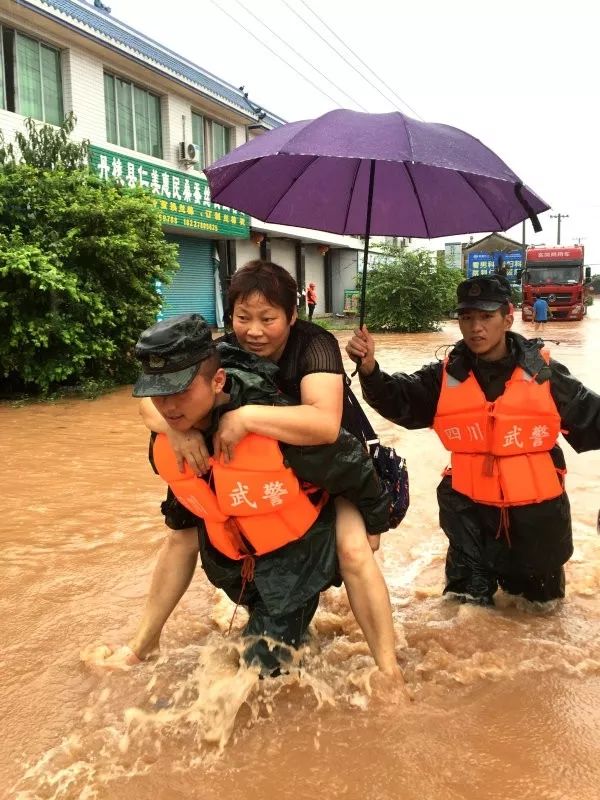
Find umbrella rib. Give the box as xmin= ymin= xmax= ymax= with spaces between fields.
xmin=260 ymin=155 xmax=321 ymax=222
xmin=211 ymin=158 xmax=262 ymax=200
xmin=457 ymin=171 xmax=504 ymax=231
xmin=342 ymin=159 xmax=362 ymax=234
xmin=404 ymin=162 xmax=431 ymax=239
xmin=399 ymin=112 xmax=416 ymax=161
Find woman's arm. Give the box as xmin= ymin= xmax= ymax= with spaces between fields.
xmin=213 ymin=372 xmax=344 ymax=461
xmin=139 ymin=397 xmax=170 ymax=433
xmin=139 ymin=397 xmax=210 ymax=474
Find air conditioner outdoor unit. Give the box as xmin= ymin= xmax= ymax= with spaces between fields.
xmin=179 ymin=141 xmax=200 ymax=164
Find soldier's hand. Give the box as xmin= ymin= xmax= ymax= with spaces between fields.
xmin=346 ymin=325 xmax=376 ymax=376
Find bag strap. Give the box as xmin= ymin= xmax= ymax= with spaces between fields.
xmin=344 ymin=378 xmax=379 ymax=447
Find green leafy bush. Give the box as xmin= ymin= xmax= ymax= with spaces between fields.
xmin=0 ymin=117 xmax=178 ymax=395
xmin=362 ymin=246 xmax=464 ymax=332
xmin=510 ymin=284 xmax=523 ymax=307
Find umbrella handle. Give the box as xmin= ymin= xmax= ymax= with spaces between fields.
xmin=358 ymin=159 xmax=376 ymax=330
xmin=351 ymin=160 xmax=376 ymax=378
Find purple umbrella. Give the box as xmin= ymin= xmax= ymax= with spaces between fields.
xmin=205 ymin=109 xmax=549 ymax=327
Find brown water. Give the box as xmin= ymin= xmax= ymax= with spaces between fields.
xmin=2 ymin=311 xmax=600 ymax=800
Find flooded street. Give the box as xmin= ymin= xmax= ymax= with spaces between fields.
xmin=2 ymin=310 xmax=600 ymax=800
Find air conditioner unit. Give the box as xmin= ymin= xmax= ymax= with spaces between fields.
xmin=179 ymin=141 xmax=200 ymax=164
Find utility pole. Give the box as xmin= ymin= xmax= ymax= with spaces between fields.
xmin=550 ymin=212 xmax=569 ymax=245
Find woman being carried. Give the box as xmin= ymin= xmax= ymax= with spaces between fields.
xmin=102 ymin=261 xmax=401 ymax=679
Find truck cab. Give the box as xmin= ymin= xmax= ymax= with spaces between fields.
xmin=522 ymin=246 xmax=588 ymax=321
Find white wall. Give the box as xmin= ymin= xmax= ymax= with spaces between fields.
xmin=0 ymin=5 xmax=250 ymax=176
xmin=64 ymin=49 xmax=106 ymax=142
xmin=331 ymin=248 xmax=359 ymax=313
xmin=304 ymin=245 xmax=325 ymax=314
xmin=235 ymin=239 xmax=261 ymax=268
xmin=269 ymin=239 xmax=296 ymax=278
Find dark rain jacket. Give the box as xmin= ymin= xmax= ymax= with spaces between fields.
xmin=359 ymin=332 xmax=600 ymax=591
xmin=155 ymin=344 xmax=390 ymax=617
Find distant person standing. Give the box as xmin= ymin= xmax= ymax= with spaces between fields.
xmin=533 ymin=293 xmax=549 ymax=331
xmin=306 ymin=282 xmax=318 ymax=321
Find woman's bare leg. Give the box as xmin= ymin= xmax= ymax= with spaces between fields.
xmin=334 ymin=498 xmax=401 ymax=677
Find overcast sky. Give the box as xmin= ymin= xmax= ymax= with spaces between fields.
xmin=113 ymin=0 xmax=599 ymax=267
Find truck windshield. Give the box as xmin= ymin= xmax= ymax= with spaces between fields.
xmin=526 ymin=267 xmax=581 ymax=285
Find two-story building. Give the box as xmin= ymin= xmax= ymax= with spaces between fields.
xmin=0 ymin=0 xmax=362 ymax=323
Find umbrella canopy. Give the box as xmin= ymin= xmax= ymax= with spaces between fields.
xmin=205 ymin=109 xmax=549 ymax=329
xmin=205 ymin=109 xmax=549 ymax=239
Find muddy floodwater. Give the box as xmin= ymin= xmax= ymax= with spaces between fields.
xmin=2 ymin=310 xmax=600 ymax=800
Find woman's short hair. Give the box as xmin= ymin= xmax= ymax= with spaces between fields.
xmin=228 ymin=260 xmax=298 ymax=321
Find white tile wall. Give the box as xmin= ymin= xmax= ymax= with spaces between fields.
xmin=269 ymin=239 xmax=296 ymax=278
xmin=304 ymin=245 xmax=325 ymax=314
xmin=235 ymin=239 xmax=261 ymax=268
xmin=0 ymin=8 xmax=251 ymax=175
xmin=65 ymin=49 xmax=106 ymax=142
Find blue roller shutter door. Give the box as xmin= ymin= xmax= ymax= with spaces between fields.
xmin=161 ymin=235 xmax=216 ymax=323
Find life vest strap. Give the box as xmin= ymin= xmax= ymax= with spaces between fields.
xmin=227 ymin=555 xmax=256 ymax=636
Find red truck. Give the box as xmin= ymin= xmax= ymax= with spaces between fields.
xmin=521 ymin=245 xmax=590 ymax=321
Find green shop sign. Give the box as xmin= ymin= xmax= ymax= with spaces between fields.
xmin=89 ymin=144 xmax=250 ymax=239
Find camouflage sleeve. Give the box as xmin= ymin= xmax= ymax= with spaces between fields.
xmin=281 ymin=431 xmax=391 ymax=534
xmin=549 ymin=359 xmax=600 ymax=452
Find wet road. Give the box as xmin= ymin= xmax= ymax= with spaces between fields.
xmin=2 ymin=309 xmax=599 ymax=800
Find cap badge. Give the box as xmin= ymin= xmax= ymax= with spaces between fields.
xmin=149 ymin=355 xmax=166 ymax=369
xmin=468 ymin=284 xmax=482 ymax=297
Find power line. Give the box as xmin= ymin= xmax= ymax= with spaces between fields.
xmin=228 ymin=0 xmax=368 ymax=111
xmin=280 ymin=0 xmax=409 ymax=116
xmin=297 ymin=0 xmax=424 ymax=121
xmin=205 ymin=0 xmax=346 ymax=109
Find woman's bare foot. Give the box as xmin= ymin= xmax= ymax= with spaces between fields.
xmin=370 ymin=666 xmax=410 ymax=703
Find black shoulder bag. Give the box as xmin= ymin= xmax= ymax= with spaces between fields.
xmin=344 ymin=383 xmax=409 ymax=529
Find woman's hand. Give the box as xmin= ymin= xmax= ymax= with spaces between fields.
xmin=346 ymin=326 xmax=376 ymax=376
xmin=213 ymin=407 xmax=250 ymax=463
xmin=166 ymin=428 xmax=210 ymax=474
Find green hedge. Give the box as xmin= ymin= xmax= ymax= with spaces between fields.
xmin=0 ymin=117 xmax=178 ymax=396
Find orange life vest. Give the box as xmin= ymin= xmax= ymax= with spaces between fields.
xmin=432 ymin=354 xmax=564 ymax=506
xmin=152 ymin=433 xmax=327 ymax=560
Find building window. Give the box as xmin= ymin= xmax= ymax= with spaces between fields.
xmin=0 ymin=27 xmax=63 ymax=124
xmin=211 ymin=121 xmax=229 ymax=162
xmin=191 ymin=111 xmax=206 ymax=171
xmin=190 ymin=111 xmax=231 ymax=171
xmin=104 ymin=73 xmax=162 ymax=158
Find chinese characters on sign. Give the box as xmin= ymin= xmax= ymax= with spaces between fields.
xmin=89 ymin=145 xmax=250 ymax=239
xmin=467 ymin=250 xmax=523 ymax=282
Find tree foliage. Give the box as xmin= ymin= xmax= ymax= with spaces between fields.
xmin=0 ymin=117 xmax=178 ymax=395
xmin=362 ymin=246 xmax=464 ymax=332
xmin=0 ymin=112 xmax=89 ymax=170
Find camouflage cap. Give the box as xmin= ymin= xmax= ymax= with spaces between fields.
xmin=456 ymin=274 xmax=512 ymax=312
xmin=132 ymin=313 xmax=215 ymax=397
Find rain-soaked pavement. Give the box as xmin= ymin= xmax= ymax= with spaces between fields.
xmin=2 ymin=309 xmax=599 ymax=800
